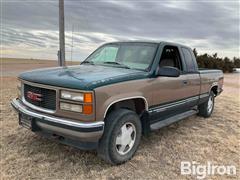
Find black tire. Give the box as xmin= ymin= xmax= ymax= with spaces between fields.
xmin=97 ymin=109 xmax=142 ymax=165
xmin=198 ymin=91 xmax=215 ymax=118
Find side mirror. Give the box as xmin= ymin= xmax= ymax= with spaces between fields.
xmin=157 ymin=66 xmax=180 ymax=77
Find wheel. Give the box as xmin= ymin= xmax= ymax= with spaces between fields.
xmin=97 ymin=109 xmax=142 ymax=165
xmin=198 ymin=91 xmax=215 ymax=118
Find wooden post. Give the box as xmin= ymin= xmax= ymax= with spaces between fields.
xmin=58 ymin=0 xmax=65 ymax=66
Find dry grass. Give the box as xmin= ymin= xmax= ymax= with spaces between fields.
xmin=1 ymin=58 xmax=79 ymax=77
xmin=0 ymin=60 xmax=239 ymax=179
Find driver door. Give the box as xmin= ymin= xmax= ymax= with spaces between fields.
xmin=150 ymin=45 xmax=192 ymax=122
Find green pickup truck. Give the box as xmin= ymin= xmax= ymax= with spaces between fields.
xmin=11 ymin=41 xmax=223 ymax=164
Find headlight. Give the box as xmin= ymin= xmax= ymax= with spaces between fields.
xmin=61 ymin=90 xmax=84 ymax=101
xmin=60 ymin=102 xmax=83 ymax=113
xmin=60 ymin=90 xmax=92 ymax=103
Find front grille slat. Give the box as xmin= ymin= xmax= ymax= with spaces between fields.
xmin=24 ymin=84 xmax=56 ymax=110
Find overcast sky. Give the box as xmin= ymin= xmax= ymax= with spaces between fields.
xmin=1 ymin=0 xmax=239 ymax=61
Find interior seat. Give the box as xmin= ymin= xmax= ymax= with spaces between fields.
xmin=159 ymin=58 xmax=175 ymax=67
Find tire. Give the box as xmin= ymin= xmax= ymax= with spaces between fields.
xmin=198 ymin=91 xmax=215 ymax=118
xmin=97 ymin=109 xmax=142 ymax=165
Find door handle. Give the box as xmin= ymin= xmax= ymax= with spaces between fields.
xmin=182 ymin=80 xmax=188 ymax=85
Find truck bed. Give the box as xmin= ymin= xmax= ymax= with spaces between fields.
xmin=198 ymin=68 xmax=224 ymax=96
xmin=198 ymin=68 xmax=223 ymax=74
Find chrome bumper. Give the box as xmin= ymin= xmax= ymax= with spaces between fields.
xmin=11 ymin=98 xmax=104 ymax=143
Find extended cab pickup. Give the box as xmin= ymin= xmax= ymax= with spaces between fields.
xmin=11 ymin=41 xmax=223 ymax=164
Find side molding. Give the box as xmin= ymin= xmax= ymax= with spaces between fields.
xmin=103 ymin=96 xmax=149 ymax=118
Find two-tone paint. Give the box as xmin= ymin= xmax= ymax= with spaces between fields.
xmin=12 ymin=41 xmax=224 ymax=147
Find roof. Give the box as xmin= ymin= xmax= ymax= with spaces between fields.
xmin=104 ymin=40 xmax=190 ymax=49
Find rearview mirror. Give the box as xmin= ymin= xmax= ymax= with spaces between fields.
xmin=157 ymin=66 xmax=180 ymax=77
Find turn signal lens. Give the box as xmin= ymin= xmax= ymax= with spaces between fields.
xmin=83 ymin=104 xmax=93 ymax=114
xmin=84 ymin=93 xmax=92 ymax=103
xmin=60 ymin=102 xmax=83 ymax=113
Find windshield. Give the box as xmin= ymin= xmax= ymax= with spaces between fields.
xmin=83 ymin=43 xmax=158 ymax=70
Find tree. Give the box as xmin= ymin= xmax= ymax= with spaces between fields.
xmin=193 ymin=48 xmax=238 ymax=73
xmin=233 ymin=57 xmax=240 ymax=68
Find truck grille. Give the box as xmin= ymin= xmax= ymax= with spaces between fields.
xmin=23 ymin=84 xmax=56 ymax=111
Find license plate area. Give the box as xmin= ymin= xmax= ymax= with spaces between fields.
xmin=19 ymin=113 xmax=32 ymax=129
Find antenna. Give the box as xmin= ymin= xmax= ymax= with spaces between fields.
xmin=70 ymin=24 xmax=74 ymax=65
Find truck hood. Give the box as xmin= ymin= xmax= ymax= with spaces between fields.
xmin=19 ymin=64 xmax=149 ymax=90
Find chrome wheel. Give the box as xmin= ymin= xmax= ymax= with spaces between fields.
xmin=207 ymin=95 xmax=214 ymax=113
xmin=115 ymin=122 xmax=136 ymax=155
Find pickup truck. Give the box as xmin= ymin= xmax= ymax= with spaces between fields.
xmin=11 ymin=41 xmax=223 ymax=164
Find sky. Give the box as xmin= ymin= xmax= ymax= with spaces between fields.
xmin=1 ymin=0 xmax=240 ymax=61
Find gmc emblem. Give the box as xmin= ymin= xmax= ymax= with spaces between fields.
xmin=27 ymin=91 xmax=42 ymax=102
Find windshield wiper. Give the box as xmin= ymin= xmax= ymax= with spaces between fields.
xmin=103 ymin=61 xmax=130 ymax=69
xmin=81 ymin=60 xmax=94 ymax=65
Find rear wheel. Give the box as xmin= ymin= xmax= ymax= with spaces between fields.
xmin=97 ymin=109 xmax=142 ymax=165
xmin=198 ymin=91 xmax=215 ymax=118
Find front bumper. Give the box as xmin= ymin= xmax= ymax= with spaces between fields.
xmin=11 ymin=98 xmax=104 ymax=149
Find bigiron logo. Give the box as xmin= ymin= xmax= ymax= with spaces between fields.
xmin=180 ymin=161 xmax=237 ymax=179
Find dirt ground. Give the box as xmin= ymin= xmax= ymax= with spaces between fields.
xmin=0 ymin=59 xmax=239 ymax=179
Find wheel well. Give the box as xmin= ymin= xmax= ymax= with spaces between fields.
xmin=105 ymin=98 xmax=147 ymax=118
xmin=211 ymin=86 xmax=218 ymax=96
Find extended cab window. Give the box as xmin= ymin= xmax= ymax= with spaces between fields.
xmin=181 ymin=48 xmax=195 ymax=72
xmin=159 ymin=46 xmax=182 ymax=70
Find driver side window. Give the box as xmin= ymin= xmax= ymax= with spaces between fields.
xmin=159 ymin=46 xmax=182 ymax=71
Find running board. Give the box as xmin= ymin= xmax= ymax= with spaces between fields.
xmin=150 ymin=110 xmax=198 ymax=131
